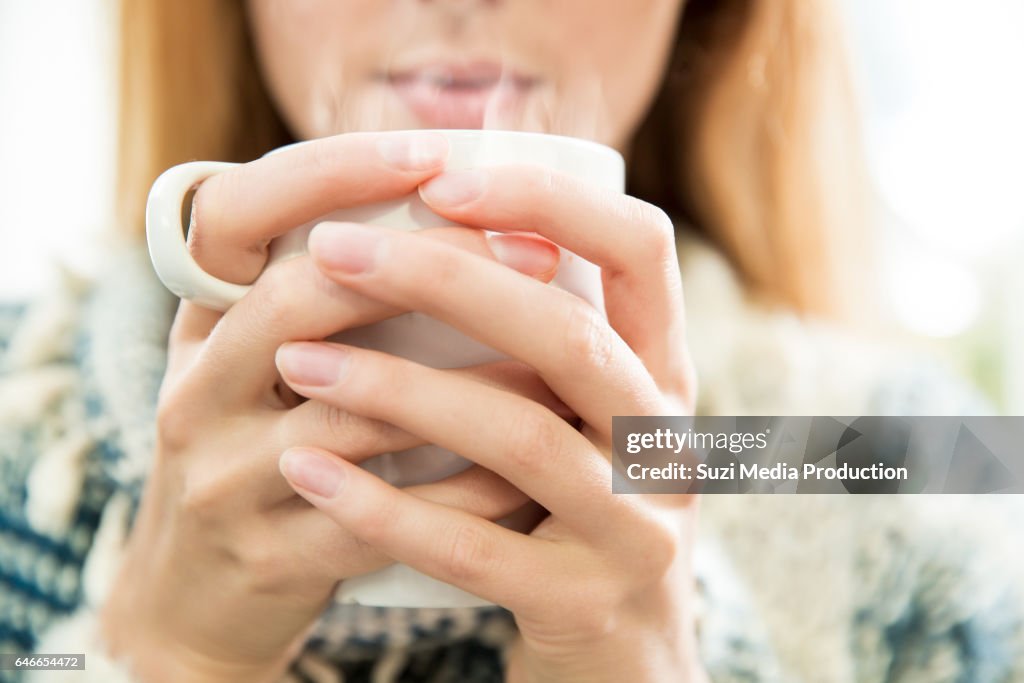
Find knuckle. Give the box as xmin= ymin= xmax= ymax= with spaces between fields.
xmin=664 ymin=371 xmax=698 ymax=416
xmin=634 ymin=203 xmax=676 ymax=262
xmin=315 ymin=402 xmax=400 ymax=457
xmin=444 ymin=523 xmax=494 ymax=583
xmin=155 ymin=390 xmax=194 ymax=455
xmin=520 ymin=167 xmax=561 ymax=218
xmin=187 ymin=168 xmax=269 ymax=281
xmin=578 ymin=608 xmax=616 ymax=640
xmin=341 ymin=534 xmax=380 ymax=570
xmin=316 ymin=401 xmax=358 ymax=444
xmin=421 ymin=243 xmax=464 ymax=293
xmin=178 ymin=468 xmax=231 ymax=521
xmin=309 ymin=139 xmax=345 ymax=183
xmin=237 ymin=542 xmax=291 ymax=596
xmin=331 ymin=351 xmax=389 ymax=419
xmin=308 ymin=137 xmax=366 ymax=194
xmin=246 ymin=261 xmax=300 ymax=326
xmin=563 ymin=300 xmax=615 ymax=373
xmin=562 ymin=588 xmax=618 ymax=639
xmin=525 ymin=165 xmax=557 ymax=195
xmin=480 ymin=361 xmax=549 ymax=402
xmin=504 ymin=406 xmax=561 ymax=475
xmin=188 ymin=174 xmax=232 ymax=251
xmin=629 ymin=514 xmax=681 ymax=578
xmin=247 ymin=258 xmax=343 ymax=339
xmin=353 ymin=494 xmax=400 ymax=547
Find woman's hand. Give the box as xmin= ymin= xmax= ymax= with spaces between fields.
xmin=99 ymin=133 xmax=571 ymax=683
xmin=273 ymin=165 xmax=707 ymax=683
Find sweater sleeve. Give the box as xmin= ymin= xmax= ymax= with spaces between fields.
xmin=849 ymin=496 xmax=1024 ymax=683
xmin=22 ymin=608 xmax=139 ymax=683
xmin=1 ymin=263 xmax=196 ymax=683
xmin=850 ymin=364 xmax=1024 ymax=682
xmin=0 ymin=288 xmax=132 ymax=683
xmin=693 ymin=535 xmax=791 ymax=683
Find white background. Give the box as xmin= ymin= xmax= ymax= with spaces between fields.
xmin=1 ymin=0 xmax=1022 ymax=410
xmin=0 ymin=0 xmax=117 ymax=298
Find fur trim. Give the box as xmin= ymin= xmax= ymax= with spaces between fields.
xmin=677 ymin=232 xmax=887 ymax=415
xmin=693 ymin=534 xmax=786 ymax=682
xmin=0 ymin=367 xmax=78 ymax=429
xmin=80 ymin=492 xmax=131 ymax=608
xmin=290 ymin=650 xmax=345 ymax=682
xmin=23 ymin=608 xmax=138 ymax=683
xmin=28 ymin=606 xmax=318 ymax=683
xmin=2 ymin=272 xmax=84 ymax=372
xmin=77 ymin=245 xmax=175 ymax=496
xmin=24 ymin=431 xmax=93 ymax=537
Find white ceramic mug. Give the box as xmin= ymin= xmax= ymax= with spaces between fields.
xmin=146 ymin=129 xmax=625 ymax=607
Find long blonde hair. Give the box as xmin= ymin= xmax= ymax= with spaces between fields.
xmin=117 ymin=0 xmax=871 ymax=322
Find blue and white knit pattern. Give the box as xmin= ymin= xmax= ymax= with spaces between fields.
xmin=0 ymin=278 xmax=115 ymax=679
xmin=0 ymin=245 xmax=782 ymax=682
xmin=2 ymin=238 xmax=1024 ymax=682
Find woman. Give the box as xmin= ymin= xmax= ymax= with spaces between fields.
xmin=2 ymin=1 xmax=1022 ymax=682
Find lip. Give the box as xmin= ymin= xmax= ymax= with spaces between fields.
xmin=382 ymin=61 xmax=539 ymax=129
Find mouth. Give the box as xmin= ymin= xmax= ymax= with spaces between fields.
xmin=382 ymin=61 xmax=539 ymax=129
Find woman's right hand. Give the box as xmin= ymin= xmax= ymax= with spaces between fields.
xmin=98 ymin=132 xmax=568 ymax=683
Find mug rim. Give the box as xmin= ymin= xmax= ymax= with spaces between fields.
xmin=148 ymin=130 xmax=623 ymax=312
xmin=265 ymin=128 xmax=623 ymax=167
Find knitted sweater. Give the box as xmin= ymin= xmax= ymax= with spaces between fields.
xmin=1 ymin=234 xmax=1022 ymax=683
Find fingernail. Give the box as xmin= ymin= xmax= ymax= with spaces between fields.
xmin=276 ymin=342 xmax=350 ymax=386
xmin=280 ymin=448 xmax=346 ymax=498
xmin=377 ymin=131 xmax=449 ymax=171
xmin=420 ymin=169 xmax=485 ymax=206
xmin=309 ymin=222 xmax=382 ymax=274
xmin=487 ymin=234 xmax=561 ymax=276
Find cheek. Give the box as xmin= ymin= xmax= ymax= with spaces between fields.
xmin=570 ymin=0 xmax=682 ymax=139
xmin=248 ymin=3 xmax=324 ymax=131
xmin=247 ymin=1 xmax=386 ymax=138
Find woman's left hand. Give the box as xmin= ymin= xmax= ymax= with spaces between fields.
xmin=274 ymin=165 xmax=706 ymax=683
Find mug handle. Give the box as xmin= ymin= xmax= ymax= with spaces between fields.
xmin=146 ymin=160 xmax=249 ymax=311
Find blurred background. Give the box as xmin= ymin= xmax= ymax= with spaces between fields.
xmin=1 ymin=0 xmax=1022 ymax=412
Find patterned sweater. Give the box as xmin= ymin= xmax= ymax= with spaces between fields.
xmin=1 ymin=235 xmax=1022 ymax=683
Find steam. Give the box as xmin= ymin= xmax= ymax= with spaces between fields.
xmin=507 ymin=75 xmax=610 ymax=141
xmin=305 ymin=2 xmax=610 ymax=141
